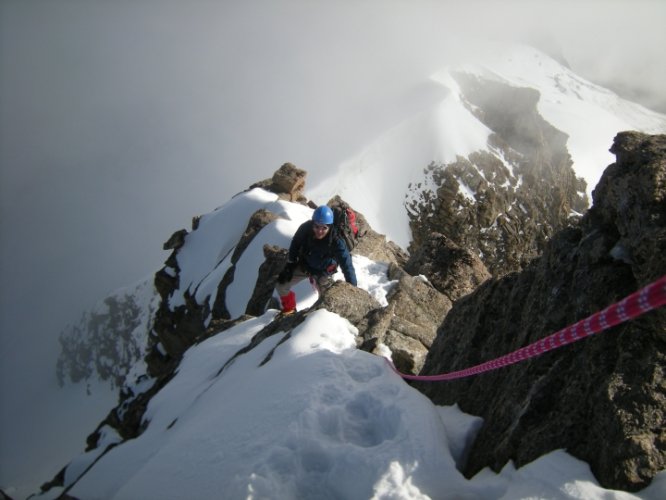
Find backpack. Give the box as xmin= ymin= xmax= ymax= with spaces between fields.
xmin=332 ymin=201 xmax=361 ymax=252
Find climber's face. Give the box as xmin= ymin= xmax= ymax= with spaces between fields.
xmin=313 ymin=223 xmax=330 ymax=240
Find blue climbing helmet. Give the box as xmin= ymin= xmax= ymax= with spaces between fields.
xmin=312 ymin=205 xmax=334 ymax=225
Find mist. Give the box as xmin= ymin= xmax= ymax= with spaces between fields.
xmin=1 ymin=0 xmax=665 ymax=495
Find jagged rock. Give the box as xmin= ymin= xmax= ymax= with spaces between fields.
xmin=406 ymin=74 xmax=588 ymax=277
xmin=163 ymin=229 xmax=187 ymax=250
xmin=212 ymin=209 xmax=279 ymax=319
xmin=235 ymin=209 xmax=278 ymax=262
xmin=205 ymin=314 xmax=256 ymax=339
xmin=404 ymin=232 xmax=491 ymax=302
xmin=417 ymin=132 xmax=666 ymax=492
xmin=85 ymin=369 xmax=176 ymax=463
xmin=360 ymin=275 xmax=452 ymax=374
xmin=152 ymin=289 xmax=211 ymax=360
xmin=245 ymin=244 xmax=288 ymax=316
xmin=151 ymin=165 xmax=297 ymax=365
xmin=272 ymin=162 xmax=306 ymax=197
xmin=154 ymin=267 xmax=178 ymax=300
xmin=250 ymin=162 xmax=308 ymax=202
xmin=592 ymin=131 xmax=666 ymax=284
xmin=312 ymin=281 xmax=381 ymax=327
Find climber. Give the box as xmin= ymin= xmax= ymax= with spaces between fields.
xmin=275 ymin=205 xmax=357 ymax=314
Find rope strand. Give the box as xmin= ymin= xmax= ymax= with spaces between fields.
xmin=386 ymin=274 xmax=666 ymax=382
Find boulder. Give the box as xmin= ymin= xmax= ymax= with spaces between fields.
xmin=404 ymin=233 xmax=491 ymax=302
xmin=312 ymin=281 xmax=382 ymax=328
xmin=359 ymin=275 xmax=452 ymax=374
xmin=250 ymin=162 xmax=308 ymax=202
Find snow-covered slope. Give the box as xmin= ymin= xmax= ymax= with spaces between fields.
xmin=310 ymin=43 xmax=666 ymax=249
xmin=32 ymin=191 xmax=666 ymax=499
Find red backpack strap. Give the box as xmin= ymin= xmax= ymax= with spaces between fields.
xmin=346 ymin=208 xmax=359 ymax=235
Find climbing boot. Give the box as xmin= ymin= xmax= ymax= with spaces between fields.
xmin=279 ymin=291 xmax=297 ymax=315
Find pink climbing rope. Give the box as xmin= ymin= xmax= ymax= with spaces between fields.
xmin=386 ymin=274 xmax=666 ymax=382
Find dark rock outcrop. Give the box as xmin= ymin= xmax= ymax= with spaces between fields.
xmin=359 ymin=274 xmax=451 ymax=374
xmin=404 ymin=232 xmax=491 ymax=301
xmin=162 ymin=229 xmax=187 ymax=250
xmin=211 ymin=208 xmax=279 ymax=319
xmin=249 ymin=162 xmax=308 ymax=202
xmin=245 ymin=244 xmax=288 ymax=316
xmin=417 ymin=132 xmax=666 ymax=491
xmin=310 ymin=275 xmax=452 ymax=376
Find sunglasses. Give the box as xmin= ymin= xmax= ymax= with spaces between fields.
xmin=313 ymin=223 xmax=330 ymax=232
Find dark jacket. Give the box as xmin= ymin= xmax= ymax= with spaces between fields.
xmin=288 ymin=220 xmax=357 ymax=286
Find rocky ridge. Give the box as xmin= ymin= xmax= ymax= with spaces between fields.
xmin=47 ymin=133 xmax=665 ymax=496
xmin=406 ymin=73 xmax=588 ymax=277
xmin=418 ymin=131 xmax=666 ymax=491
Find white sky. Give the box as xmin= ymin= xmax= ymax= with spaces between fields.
xmin=1 ymin=0 xmax=665 ymax=496
xmin=16 ymin=190 xmax=666 ymax=499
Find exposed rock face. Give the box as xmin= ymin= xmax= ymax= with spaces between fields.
xmin=56 ymin=281 xmax=158 ymax=389
xmin=162 ymin=228 xmax=187 ymax=250
xmin=313 ymin=281 xmax=382 ymax=326
xmin=211 ymin=208 xmax=280 ymax=319
xmin=359 ymin=274 xmax=451 ymax=374
xmin=404 ymin=232 xmax=491 ymax=301
xmin=593 ymin=132 xmax=666 ymax=284
xmin=308 ymin=274 xmax=451 ymax=376
xmin=245 ymin=244 xmax=288 ymax=317
xmin=418 ymin=132 xmax=666 ymax=491
xmin=406 ymin=74 xmax=588 ymax=277
xmin=249 ymin=162 xmax=308 ymax=202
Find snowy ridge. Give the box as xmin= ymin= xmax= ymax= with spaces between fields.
xmin=34 ymin=191 xmax=666 ymax=499
xmin=311 ymin=43 xmax=666 ymax=250
xmin=168 ymin=189 xmax=395 ymax=319
xmin=309 ymin=91 xmax=491 ymax=249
